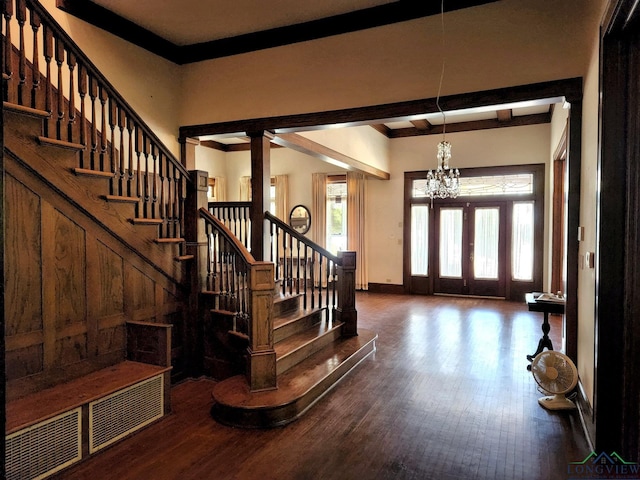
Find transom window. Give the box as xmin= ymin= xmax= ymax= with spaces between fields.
xmin=412 ymin=173 xmax=534 ymax=198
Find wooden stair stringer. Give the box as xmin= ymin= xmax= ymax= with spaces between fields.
xmin=210 ymin=329 xmax=377 ymax=428
xmin=3 ymin=117 xmax=184 ymax=282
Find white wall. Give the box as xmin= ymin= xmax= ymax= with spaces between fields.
xmin=576 ymin=31 xmax=602 ymax=408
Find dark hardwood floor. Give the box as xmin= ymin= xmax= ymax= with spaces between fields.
xmin=53 ymin=293 xmax=588 ymax=480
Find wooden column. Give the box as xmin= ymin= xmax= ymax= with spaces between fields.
xmin=184 ymin=170 xmax=209 ymax=377
xmin=248 ymin=130 xmax=273 ymax=261
xmin=180 ymin=137 xmax=199 ymax=171
xmin=247 ymin=261 xmax=276 ymax=391
xmin=335 ymin=251 xmax=357 ymax=337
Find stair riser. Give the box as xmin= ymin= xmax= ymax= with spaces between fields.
xmin=273 ymin=295 xmax=302 ymax=317
xmin=4 ymin=110 xmax=44 ymax=139
xmin=274 ymin=310 xmax=322 ymax=343
xmin=276 ymin=325 xmax=343 ymax=375
xmin=211 ymin=335 xmax=377 ymax=428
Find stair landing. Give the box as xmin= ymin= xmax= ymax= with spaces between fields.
xmin=210 ymin=329 xmax=377 ymax=428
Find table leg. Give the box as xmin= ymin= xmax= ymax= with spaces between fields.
xmin=527 ymin=312 xmax=554 ymax=362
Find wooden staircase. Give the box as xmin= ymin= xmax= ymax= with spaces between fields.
xmin=3 ymin=103 xmax=190 ymax=280
xmin=210 ymin=290 xmax=377 ymax=428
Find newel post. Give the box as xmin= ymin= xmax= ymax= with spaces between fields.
xmin=184 ymin=169 xmax=209 ymax=377
xmin=247 ymin=261 xmax=277 ymax=391
xmin=335 ymin=251 xmax=358 ymax=337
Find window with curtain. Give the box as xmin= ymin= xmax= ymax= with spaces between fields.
xmin=474 ymin=207 xmax=500 ymax=279
xmin=326 ymin=178 xmax=347 ymax=255
xmin=439 ymin=208 xmax=463 ymax=277
xmin=411 ymin=205 xmax=429 ymax=276
xmin=512 ymin=201 xmax=534 ymax=281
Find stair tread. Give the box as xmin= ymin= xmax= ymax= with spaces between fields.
xmin=210 ymin=329 xmax=377 ymax=423
xmin=104 ymin=194 xmax=139 ymax=203
xmin=155 ymin=237 xmax=185 ymax=244
xmin=273 ymin=307 xmax=323 ymax=329
xmin=37 ymin=136 xmax=85 ymax=151
xmin=74 ymin=168 xmax=114 ymax=178
xmin=3 ymin=101 xmax=49 ymax=118
xmin=132 ymin=217 xmax=164 ymax=224
xmin=274 ymin=320 xmax=342 ymax=358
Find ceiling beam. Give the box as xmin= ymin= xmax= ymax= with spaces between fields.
xmin=271 ymin=133 xmax=389 ymax=180
xmin=386 ymin=112 xmax=551 ymax=138
xmin=411 ymin=119 xmax=433 ymax=131
xmin=57 ymin=0 xmax=499 ymax=64
xmin=496 ymin=109 xmax=513 ymax=122
xmin=180 ymin=78 xmax=580 ymax=139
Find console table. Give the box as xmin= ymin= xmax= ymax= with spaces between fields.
xmin=525 ymin=292 xmax=565 ymax=363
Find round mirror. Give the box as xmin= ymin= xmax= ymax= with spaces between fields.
xmin=289 ymin=205 xmax=311 ymax=234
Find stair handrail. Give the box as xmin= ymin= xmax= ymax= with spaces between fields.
xmin=199 ymin=207 xmax=276 ymax=391
xmin=5 ymin=0 xmax=189 ymax=179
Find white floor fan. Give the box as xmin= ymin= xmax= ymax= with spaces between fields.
xmin=530 ymin=350 xmax=578 ymax=410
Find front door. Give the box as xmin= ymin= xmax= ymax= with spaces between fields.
xmin=433 ymin=202 xmax=506 ymax=297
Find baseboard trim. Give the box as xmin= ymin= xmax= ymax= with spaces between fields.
xmin=366 ymin=283 xmax=405 ymax=294
xmin=575 ymin=378 xmax=595 ymax=451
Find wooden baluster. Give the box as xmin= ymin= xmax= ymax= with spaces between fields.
xmin=303 ymin=245 xmax=309 ymax=309
xmin=318 ymin=255 xmax=324 ymax=309
xmin=99 ymin=86 xmax=108 ymax=171
xmin=55 ymin=36 xmax=64 ymax=140
xmin=43 ymin=25 xmax=52 ymax=135
xmin=151 ymin=144 xmax=158 ymax=219
xmin=88 ymin=75 xmax=97 ymax=169
xmin=331 ymin=261 xmax=337 ymax=311
xmin=135 ymin=126 xmax=143 ymax=214
xmin=3 ymin=0 xmax=13 ymax=102
xmin=179 ymin=173 xmax=186 ymax=239
xmin=143 ymin=133 xmax=150 ymax=218
xmin=108 ymin=99 xmax=117 ymax=193
xmin=158 ymin=153 xmax=166 ymax=231
xmin=310 ymin=252 xmax=316 ymax=309
xmin=66 ymin=51 xmax=76 ymax=142
xmin=118 ymin=107 xmax=126 ymax=196
xmin=29 ymin=9 xmax=40 ymax=108
xmin=206 ymin=228 xmax=213 ymax=291
xmin=16 ymin=0 xmax=25 ymax=105
xmin=166 ymin=162 xmax=174 ymax=235
xmin=77 ymin=63 xmax=87 ymax=167
xmin=296 ymin=239 xmax=301 ymax=295
xmin=126 ymin=117 xmax=134 ymax=197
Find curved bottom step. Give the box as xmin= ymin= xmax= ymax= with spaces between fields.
xmin=211 ymin=329 xmax=377 ymax=428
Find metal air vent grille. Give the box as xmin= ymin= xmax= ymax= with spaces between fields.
xmin=89 ymin=374 xmax=164 ymax=453
xmin=6 ymin=408 xmax=82 ymax=480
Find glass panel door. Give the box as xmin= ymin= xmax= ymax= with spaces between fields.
xmin=468 ymin=204 xmax=506 ymax=297
xmin=439 ymin=208 xmax=463 ymax=277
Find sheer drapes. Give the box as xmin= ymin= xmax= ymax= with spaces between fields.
xmin=347 ymin=172 xmax=368 ymax=290
xmin=240 ymin=176 xmax=251 ymax=201
xmin=214 ymin=177 xmax=227 ymax=202
xmin=312 ymin=173 xmax=327 ymax=247
xmin=274 ymin=175 xmax=289 ymax=221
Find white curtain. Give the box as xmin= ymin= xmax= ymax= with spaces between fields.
xmin=312 ymin=173 xmax=328 ymax=287
xmin=214 ymin=176 xmax=227 ymax=202
xmin=274 ymin=175 xmax=289 ymax=221
xmin=240 ymin=176 xmax=251 ymax=201
xmin=347 ymin=172 xmax=368 ymax=290
xmin=311 ymin=173 xmax=327 ymax=247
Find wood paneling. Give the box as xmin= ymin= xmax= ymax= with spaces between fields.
xmin=5 ymin=152 xmax=187 ymax=400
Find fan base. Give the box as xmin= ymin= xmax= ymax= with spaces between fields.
xmin=538 ymin=394 xmax=576 ymax=410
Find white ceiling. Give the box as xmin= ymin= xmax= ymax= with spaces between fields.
xmin=91 ymin=0 xmax=396 ymax=46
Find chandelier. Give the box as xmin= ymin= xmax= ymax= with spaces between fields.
xmin=426 ymin=140 xmax=460 ymax=201
xmin=425 ymin=0 xmax=461 ymax=204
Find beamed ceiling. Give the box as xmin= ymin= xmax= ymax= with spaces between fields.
xmin=56 ymin=0 xmax=567 ymax=154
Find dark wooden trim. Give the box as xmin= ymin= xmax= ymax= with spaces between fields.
xmin=179 ymin=78 xmax=579 ymax=139
xmin=366 ymin=283 xmax=405 ymax=295
xmin=56 ymin=0 xmax=181 ymax=62
xmin=593 ymin=0 xmax=640 ymax=457
xmin=564 ymin=100 xmax=581 ymax=366
xmin=56 ymin=0 xmax=498 ymax=64
xmin=0 ymin=76 xmax=5 ymax=480
xmin=271 ymin=133 xmax=390 ymax=180
xmin=200 ymin=139 xmax=283 ymax=152
xmin=385 ymin=112 xmax=551 ymax=138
